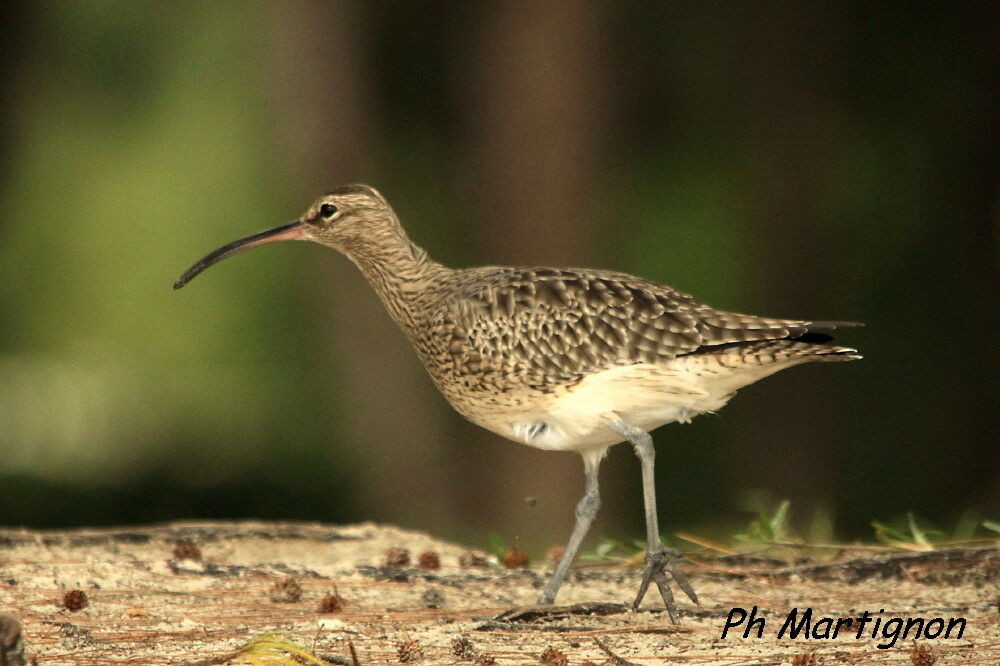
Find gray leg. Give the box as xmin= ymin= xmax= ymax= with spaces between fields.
xmin=608 ymin=420 xmax=698 ymax=623
xmin=538 ymin=458 xmax=601 ymax=604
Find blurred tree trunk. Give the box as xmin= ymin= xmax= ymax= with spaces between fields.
xmin=0 ymin=0 xmax=28 ymax=185
xmin=453 ymin=0 xmax=613 ymax=546
xmin=734 ymin=4 xmax=848 ymax=508
xmin=933 ymin=13 xmax=1000 ymax=508
xmin=268 ymin=2 xmax=461 ymax=534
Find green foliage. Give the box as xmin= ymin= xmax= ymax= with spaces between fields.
xmin=867 ymin=511 xmax=1000 ymax=551
xmin=579 ymin=538 xmax=633 ymax=562
xmin=725 ymin=503 xmax=999 ymax=554
xmin=734 ymin=500 xmax=795 ymax=545
xmin=871 ymin=512 xmax=941 ymax=551
xmin=571 ymin=508 xmax=1000 ymax=573
xmin=486 ymin=532 xmax=507 ymax=561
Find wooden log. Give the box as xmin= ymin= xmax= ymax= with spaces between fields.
xmin=1 ymin=522 xmax=996 ymax=664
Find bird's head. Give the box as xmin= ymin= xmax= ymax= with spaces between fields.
xmin=299 ymin=184 xmax=402 ymax=255
xmin=174 ymin=184 xmax=402 ymax=289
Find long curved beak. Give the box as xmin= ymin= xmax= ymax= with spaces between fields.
xmin=174 ymin=221 xmax=306 ymax=289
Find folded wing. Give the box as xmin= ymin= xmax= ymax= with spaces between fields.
xmin=447 ymin=267 xmax=860 ymax=385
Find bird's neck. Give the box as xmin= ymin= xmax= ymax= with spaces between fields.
xmin=346 ymin=231 xmax=449 ymax=331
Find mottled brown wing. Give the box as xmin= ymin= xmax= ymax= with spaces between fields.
xmin=447 ymin=267 xmax=825 ymax=384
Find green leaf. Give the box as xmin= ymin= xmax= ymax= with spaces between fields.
xmin=871 ymin=521 xmax=895 ymax=545
xmin=770 ymin=500 xmax=791 ymax=540
xmin=595 ymin=540 xmax=616 ymax=558
xmin=871 ymin=520 xmax=908 ymax=543
xmin=486 ymin=533 xmax=506 ymax=559
xmin=907 ymin=512 xmax=933 ymax=549
xmin=983 ymin=520 xmax=1000 ymax=534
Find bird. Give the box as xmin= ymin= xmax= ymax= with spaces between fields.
xmin=175 ymin=184 xmax=861 ymax=622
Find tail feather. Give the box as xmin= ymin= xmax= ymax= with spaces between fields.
xmin=803 ymin=320 xmax=865 ymax=332
xmin=700 ymin=338 xmax=862 ymax=364
xmin=793 ymin=321 xmax=863 ymax=361
xmin=811 ymin=345 xmax=863 ymax=362
xmin=670 ymin=337 xmax=860 ymax=400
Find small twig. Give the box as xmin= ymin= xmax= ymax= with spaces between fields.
xmin=673 ymin=532 xmax=736 ymax=554
xmin=743 ymin=540 xmax=896 ymax=552
xmin=493 ymin=602 xmax=628 ymax=623
xmin=593 ymin=637 xmax=639 ymax=666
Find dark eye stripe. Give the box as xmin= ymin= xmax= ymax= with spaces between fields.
xmin=320 ymin=203 xmax=338 ymax=219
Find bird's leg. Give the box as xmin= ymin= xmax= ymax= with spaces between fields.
xmin=608 ymin=420 xmax=698 ymax=623
xmin=538 ymin=459 xmax=601 ymax=605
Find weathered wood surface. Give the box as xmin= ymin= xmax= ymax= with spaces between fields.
xmin=0 ymin=522 xmax=997 ymax=664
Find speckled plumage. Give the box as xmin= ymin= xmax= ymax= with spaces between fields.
xmin=399 ymin=263 xmax=857 ymax=459
xmin=258 ymin=187 xmax=859 ymax=461
xmin=176 ymin=184 xmax=862 ymax=616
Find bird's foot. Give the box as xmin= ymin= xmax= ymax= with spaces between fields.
xmin=631 ymin=545 xmax=698 ymax=623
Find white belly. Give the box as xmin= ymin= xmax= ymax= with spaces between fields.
xmin=488 ymin=355 xmax=802 ymax=460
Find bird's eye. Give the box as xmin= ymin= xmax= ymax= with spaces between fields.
xmin=320 ymin=203 xmax=338 ymax=219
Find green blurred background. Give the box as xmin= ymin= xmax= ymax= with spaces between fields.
xmin=0 ymin=2 xmax=997 ymax=552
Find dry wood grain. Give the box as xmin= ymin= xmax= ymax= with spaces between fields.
xmin=0 ymin=522 xmax=996 ymax=664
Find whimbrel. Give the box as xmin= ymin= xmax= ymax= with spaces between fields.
xmin=175 ymin=184 xmax=861 ymax=620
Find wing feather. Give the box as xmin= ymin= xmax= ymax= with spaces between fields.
xmin=446 ymin=267 xmax=854 ymax=385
